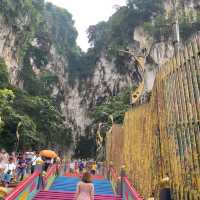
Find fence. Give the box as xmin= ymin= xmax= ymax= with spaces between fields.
xmin=5 ymin=164 xmax=58 ymax=200
xmin=106 ymin=33 xmax=200 ymax=199
xmin=108 ymin=165 xmax=143 ymax=200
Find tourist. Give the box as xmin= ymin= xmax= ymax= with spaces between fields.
xmin=91 ymin=162 xmax=97 ymax=175
xmin=0 ymin=149 xmax=9 ymax=180
xmin=16 ymin=154 xmax=27 ymax=181
xmin=43 ymin=157 xmax=53 ymax=172
xmin=0 ymin=157 xmax=5 ymax=176
xmin=25 ymin=151 xmax=34 ymax=174
xmin=70 ymin=161 xmax=75 ymax=173
xmin=75 ymin=172 xmax=94 ymax=200
xmin=10 ymin=152 xmax=17 ymax=165
xmin=78 ymin=160 xmax=84 ymax=173
xmin=31 ymin=152 xmax=43 ymax=173
xmin=0 ymin=149 xmax=8 ymax=164
xmin=1 ymin=157 xmax=16 ymax=187
xmin=74 ymin=160 xmax=79 ymax=174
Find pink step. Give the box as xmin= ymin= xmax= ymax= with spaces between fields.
xmin=34 ymin=191 xmax=122 ymax=200
xmin=65 ymin=172 xmax=105 ymax=180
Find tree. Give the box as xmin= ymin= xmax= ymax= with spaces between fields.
xmin=0 ymin=58 xmax=9 ymax=88
xmin=75 ymin=135 xmax=96 ymax=159
xmin=127 ymin=0 xmax=164 ymax=20
xmin=91 ymin=88 xmax=132 ymax=125
xmin=0 ymin=89 xmax=15 ymax=135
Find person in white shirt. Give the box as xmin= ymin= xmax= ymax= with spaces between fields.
xmin=31 ymin=152 xmax=43 ymax=173
xmin=0 ymin=157 xmax=6 ymax=179
xmin=25 ymin=151 xmax=34 ymax=174
xmin=1 ymin=157 xmax=16 ymax=186
xmin=70 ymin=161 xmax=75 ymax=173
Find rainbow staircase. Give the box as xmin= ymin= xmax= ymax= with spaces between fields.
xmin=34 ymin=176 xmax=122 ymax=200
xmin=34 ymin=191 xmax=122 ymax=200
xmin=5 ymin=164 xmax=142 ymax=200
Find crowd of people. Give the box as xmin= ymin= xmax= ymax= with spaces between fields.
xmin=0 ymin=149 xmax=56 ymax=187
xmin=69 ymin=159 xmax=103 ymax=176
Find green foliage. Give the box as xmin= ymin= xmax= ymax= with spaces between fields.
xmin=0 ymin=61 xmax=72 ymax=152
xmin=40 ymin=71 xmax=58 ymax=95
xmin=21 ymin=44 xmax=58 ymax=96
xmin=1 ymin=110 xmax=38 ymax=152
xmin=28 ymin=46 xmax=49 ymax=68
xmin=143 ymin=4 xmax=200 ymax=41
xmin=127 ymin=0 xmax=164 ymax=20
xmin=0 ymin=89 xmax=15 ymax=107
xmin=0 ymin=87 xmax=73 ymax=152
xmin=21 ymin=50 xmax=43 ymax=96
xmin=87 ymin=6 xmax=135 ymax=54
xmin=75 ymin=135 xmax=96 ymax=159
xmin=0 ymin=58 xmax=9 ymax=88
xmin=0 ymin=0 xmax=44 ymax=58
xmin=0 ymin=0 xmax=42 ymax=24
xmin=44 ymin=3 xmax=78 ymax=57
xmin=78 ymin=88 xmax=133 ymax=158
xmin=143 ymin=15 xmax=171 ymax=41
xmin=91 ymin=88 xmax=132 ymax=125
xmin=0 ymin=2 xmax=75 ymax=152
xmin=12 ymin=90 xmax=73 ymax=149
xmin=68 ymin=49 xmax=100 ymax=86
xmin=87 ymin=22 xmax=110 ymax=51
xmin=86 ymin=0 xmax=165 ymax=73
xmin=179 ymin=10 xmax=200 ymax=40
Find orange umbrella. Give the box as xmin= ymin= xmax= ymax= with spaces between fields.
xmin=39 ymin=150 xmax=57 ymax=158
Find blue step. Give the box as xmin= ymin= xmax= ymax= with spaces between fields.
xmin=50 ymin=176 xmax=114 ymax=195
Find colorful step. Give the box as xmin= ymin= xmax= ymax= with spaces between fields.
xmin=50 ymin=176 xmax=114 ymax=195
xmin=34 ymin=190 xmax=122 ymax=200
xmin=65 ymin=172 xmax=105 ymax=180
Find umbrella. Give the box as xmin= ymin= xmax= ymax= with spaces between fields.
xmin=39 ymin=150 xmax=57 ymax=158
xmin=0 ymin=187 xmax=8 ymax=198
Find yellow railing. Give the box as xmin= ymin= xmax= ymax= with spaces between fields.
xmin=106 ymin=33 xmax=200 ymax=199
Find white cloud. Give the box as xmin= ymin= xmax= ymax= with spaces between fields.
xmin=46 ymin=0 xmax=126 ymax=51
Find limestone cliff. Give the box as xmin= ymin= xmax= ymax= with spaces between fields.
xmin=0 ymin=1 xmax=137 ymax=136
xmin=0 ymin=0 xmax=199 ymax=138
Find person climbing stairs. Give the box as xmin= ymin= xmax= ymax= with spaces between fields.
xmin=34 ymin=175 xmax=122 ymax=200
xmin=5 ymin=163 xmax=142 ymax=200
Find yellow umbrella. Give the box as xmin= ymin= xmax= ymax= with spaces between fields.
xmin=39 ymin=150 xmax=57 ymax=158
xmin=0 ymin=187 xmax=8 ymax=198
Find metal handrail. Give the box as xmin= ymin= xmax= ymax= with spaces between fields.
xmin=5 ymin=164 xmax=58 ymax=200
xmin=123 ymin=176 xmax=144 ymax=200
xmin=5 ymin=171 xmax=40 ymax=200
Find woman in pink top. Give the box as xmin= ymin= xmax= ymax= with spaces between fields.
xmin=75 ymin=172 xmax=94 ymax=200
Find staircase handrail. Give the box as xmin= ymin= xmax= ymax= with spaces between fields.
xmin=45 ymin=164 xmax=58 ymax=178
xmin=5 ymin=171 xmax=40 ymax=200
xmin=110 ymin=167 xmax=118 ymax=179
xmin=5 ymin=164 xmax=59 ymax=200
xmin=109 ymin=166 xmax=120 ymax=195
xmin=66 ymin=160 xmax=70 ymax=173
xmin=108 ymin=166 xmax=143 ymax=200
xmin=123 ymin=176 xmax=143 ymax=200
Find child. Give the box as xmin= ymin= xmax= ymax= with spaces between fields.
xmin=1 ymin=157 xmax=16 ymax=187
xmin=1 ymin=170 xmax=11 ymax=187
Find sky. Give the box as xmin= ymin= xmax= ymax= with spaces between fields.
xmin=46 ymin=0 xmax=126 ymax=51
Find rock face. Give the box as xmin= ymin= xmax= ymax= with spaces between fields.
xmin=0 ymin=0 xmax=199 ymax=136
xmin=21 ymin=34 xmax=136 ymax=135
xmin=0 ymin=16 xmax=22 ymax=87
xmin=133 ymin=0 xmax=199 ymax=91
xmin=47 ymin=53 xmax=136 ymax=135
xmin=134 ymin=26 xmax=175 ymax=91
